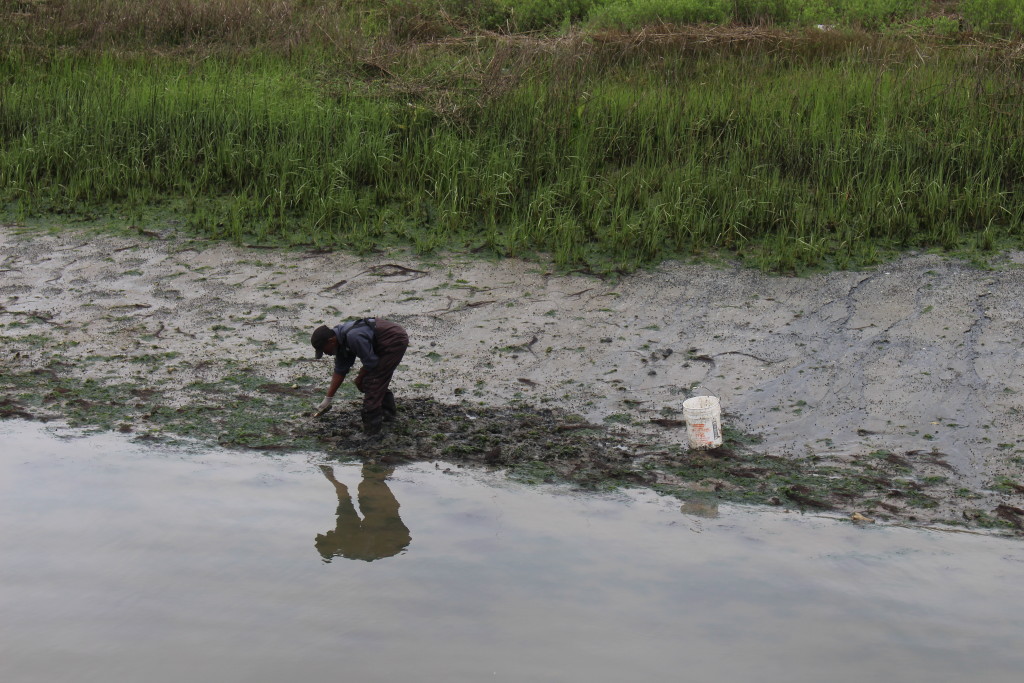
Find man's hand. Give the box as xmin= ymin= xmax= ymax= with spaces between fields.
xmin=313 ymin=396 xmax=333 ymax=417
xmin=354 ymin=367 xmax=367 ymax=392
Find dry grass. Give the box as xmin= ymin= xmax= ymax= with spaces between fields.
xmin=7 ymin=0 xmax=356 ymax=52
xmin=5 ymin=1 xmax=999 ymax=56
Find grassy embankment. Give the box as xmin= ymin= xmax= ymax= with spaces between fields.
xmin=4 ymin=2 xmax=1024 ymax=527
xmin=3 ymin=0 xmax=1024 ymax=275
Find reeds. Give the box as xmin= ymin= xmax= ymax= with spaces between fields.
xmin=3 ymin=3 xmax=1024 ymax=272
xmin=8 ymin=1 xmax=1024 ymax=49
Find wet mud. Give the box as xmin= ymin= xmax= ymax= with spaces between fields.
xmin=3 ymin=225 xmax=1024 ymax=532
xmin=303 ymin=396 xmax=1022 ymax=529
xmin=5 ymin=369 xmax=1013 ymax=528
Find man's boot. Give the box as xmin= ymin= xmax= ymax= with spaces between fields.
xmin=362 ymin=410 xmax=383 ymax=436
xmin=382 ymin=392 xmax=397 ymax=422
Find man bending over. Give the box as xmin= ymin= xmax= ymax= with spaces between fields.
xmin=310 ymin=318 xmax=409 ymax=435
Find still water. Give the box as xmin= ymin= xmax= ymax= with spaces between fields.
xmin=2 ymin=420 xmax=1023 ymax=683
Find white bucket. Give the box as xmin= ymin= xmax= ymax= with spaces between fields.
xmin=683 ymin=395 xmax=723 ymax=449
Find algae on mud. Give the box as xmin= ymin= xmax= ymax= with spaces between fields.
xmin=3 ymin=362 xmax=1020 ymax=532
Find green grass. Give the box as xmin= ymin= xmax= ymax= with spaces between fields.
xmin=961 ymin=0 xmax=1024 ymax=33
xmin=374 ymin=0 xmax=1024 ymax=36
xmin=4 ymin=2 xmax=1024 ymax=274
xmin=9 ymin=1 xmax=1024 ymax=45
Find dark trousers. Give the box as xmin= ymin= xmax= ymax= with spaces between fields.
xmin=356 ymin=320 xmax=408 ymax=425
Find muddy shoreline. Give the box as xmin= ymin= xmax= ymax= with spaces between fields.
xmin=2 ymin=225 xmax=1024 ymax=532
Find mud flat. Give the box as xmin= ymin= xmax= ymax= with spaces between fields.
xmin=2 ymin=224 xmax=1024 ymax=531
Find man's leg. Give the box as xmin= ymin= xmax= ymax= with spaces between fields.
xmin=381 ymin=391 xmax=397 ymax=422
xmin=360 ymin=322 xmax=408 ymax=433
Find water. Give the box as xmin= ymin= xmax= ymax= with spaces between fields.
xmin=2 ymin=420 xmax=1023 ymax=683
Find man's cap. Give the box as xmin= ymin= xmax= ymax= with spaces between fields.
xmin=311 ymin=325 xmax=335 ymax=359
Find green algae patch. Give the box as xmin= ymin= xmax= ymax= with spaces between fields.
xmin=0 ymin=365 xmax=322 ymax=451
xmin=298 ymin=398 xmax=1017 ymax=530
xmin=2 ymin=365 xmax=1020 ymax=533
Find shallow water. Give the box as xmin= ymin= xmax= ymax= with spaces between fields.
xmin=2 ymin=421 xmax=1023 ymax=683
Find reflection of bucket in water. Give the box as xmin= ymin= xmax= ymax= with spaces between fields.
xmin=680 ymin=500 xmax=719 ymax=518
xmin=683 ymin=395 xmax=723 ymax=449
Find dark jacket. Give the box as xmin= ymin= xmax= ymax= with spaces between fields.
xmin=331 ymin=319 xmax=378 ymax=376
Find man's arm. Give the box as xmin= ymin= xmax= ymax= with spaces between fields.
xmin=315 ymin=372 xmax=346 ymax=415
xmin=327 ymin=372 xmax=345 ymax=397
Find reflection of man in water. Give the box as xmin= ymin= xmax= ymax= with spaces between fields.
xmin=315 ymin=463 xmax=411 ymax=562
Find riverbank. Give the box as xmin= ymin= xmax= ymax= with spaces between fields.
xmin=2 ymin=224 xmax=1023 ymax=531
xmin=6 ymin=17 xmax=1024 ymax=274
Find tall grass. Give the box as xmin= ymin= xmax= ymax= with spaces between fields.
xmin=3 ymin=35 xmax=1023 ymax=273
xmin=9 ymin=0 xmax=1024 ymax=46
xmin=961 ymin=0 xmax=1024 ymax=33
xmin=2 ymin=0 xmax=368 ymax=51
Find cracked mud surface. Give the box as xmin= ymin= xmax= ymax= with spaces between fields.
xmin=2 ymin=224 xmax=1024 ymax=531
